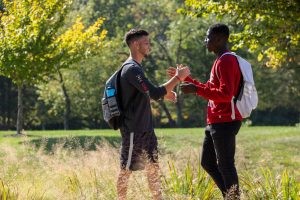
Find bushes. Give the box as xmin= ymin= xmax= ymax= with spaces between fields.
xmin=251 ymin=107 xmax=299 ymax=126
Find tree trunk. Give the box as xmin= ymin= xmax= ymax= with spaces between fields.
xmin=58 ymin=70 xmax=71 ymax=130
xmin=16 ymin=84 xmax=23 ymax=135
xmin=158 ymin=101 xmax=176 ymax=127
xmin=6 ymin=79 xmax=13 ymax=129
xmin=0 ymin=77 xmax=13 ymax=129
xmin=175 ymin=87 xmax=184 ymax=127
xmin=147 ymin=55 xmax=176 ymax=126
xmin=174 ymin=30 xmax=185 ymax=127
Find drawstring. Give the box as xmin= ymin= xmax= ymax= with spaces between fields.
xmin=231 ymin=96 xmax=235 ymax=120
xmin=126 ymin=132 xmax=134 ymax=170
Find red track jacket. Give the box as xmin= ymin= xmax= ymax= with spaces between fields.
xmin=185 ymin=52 xmax=243 ymax=124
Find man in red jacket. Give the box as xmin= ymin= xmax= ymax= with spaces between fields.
xmin=168 ymin=24 xmax=242 ymax=199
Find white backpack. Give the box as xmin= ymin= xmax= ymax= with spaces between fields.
xmin=220 ymin=52 xmax=258 ymax=119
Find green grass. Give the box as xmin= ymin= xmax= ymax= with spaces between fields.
xmin=0 ymin=126 xmax=299 ymax=199
xmin=0 ymin=129 xmax=120 ymax=151
xmin=1 ymin=126 xmax=299 ymax=177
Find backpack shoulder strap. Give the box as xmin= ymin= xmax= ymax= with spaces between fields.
xmin=115 ymin=60 xmax=137 ymax=111
xmin=121 ymin=59 xmax=138 ymax=69
xmin=219 ymin=52 xmax=236 ymax=59
xmin=214 ymin=52 xmax=237 ymax=80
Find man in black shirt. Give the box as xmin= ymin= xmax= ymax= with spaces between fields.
xmin=117 ymin=29 xmax=190 ymax=200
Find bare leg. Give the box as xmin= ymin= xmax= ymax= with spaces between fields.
xmin=145 ymin=163 xmax=162 ymax=200
xmin=117 ymin=169 xmax=132 ymax=200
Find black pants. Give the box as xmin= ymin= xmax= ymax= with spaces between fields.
xmin=200 ymin=121 xmax=241 ymax=198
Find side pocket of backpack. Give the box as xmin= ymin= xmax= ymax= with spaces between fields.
xmin=102 ymin=97 xmax=110 ymax=122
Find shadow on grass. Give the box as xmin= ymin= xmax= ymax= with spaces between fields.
xmin=3 ymin=134 xmax=43 ymax=138
xmin=21 ymin=136 xmax=121 ymax=153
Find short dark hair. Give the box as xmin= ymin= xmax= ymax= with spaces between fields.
xmin=209 ymin=24 xmax=230 ymax=38
xmin=125 ymin=29 xmax=149 ymax=46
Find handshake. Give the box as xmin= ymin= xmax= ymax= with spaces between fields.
xmin=164 ymin=65 xmax=198 ymax=103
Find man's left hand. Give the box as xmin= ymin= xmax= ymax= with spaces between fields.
xmin=164 ymin=91 xmax=177 ymax=103
xmin=180 ymin=83 xmax=197 ymax=94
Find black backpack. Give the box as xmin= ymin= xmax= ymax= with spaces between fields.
xmin=101 ymin=62 xmax=132 ymax=130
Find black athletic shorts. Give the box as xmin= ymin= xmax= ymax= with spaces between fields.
xmin=120 ymin=129 xmax=158 ymax=171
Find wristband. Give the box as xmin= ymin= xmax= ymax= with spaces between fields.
xmin=175 ymin=75 xmax=181 ymax=81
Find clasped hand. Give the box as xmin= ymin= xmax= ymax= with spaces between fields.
xmin=166 ymin=65 xmax=197 ymax=94
xmin=164 ymin=64 xmax=192 ymax=103
xmin=166 ymin=64 xmax=190 ymax=81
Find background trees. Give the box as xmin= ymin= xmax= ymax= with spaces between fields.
xmin=183 ymin=0 xmax=300 ymax=125
xmin=0 ymin=0 xmax=299 ymax=130
xmin=183 ymin=0 xmax=300 ymax=67
xmin=0 ymin=0 xmax=106 ymax=133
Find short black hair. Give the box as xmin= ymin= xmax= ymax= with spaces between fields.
xmin=209 ymin=23 xmax=230 ymax=38
xmin=125 ymin=29 xmax=149 ymax=46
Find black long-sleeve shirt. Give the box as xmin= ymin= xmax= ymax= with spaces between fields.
xmin=120 ymin=59 xmax=167 ymax=133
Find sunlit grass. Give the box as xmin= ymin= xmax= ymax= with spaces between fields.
xmin=0 ymin=140 xmax=120 ymax=199
xmin=0 ymin=127 xmax=299 ymax=199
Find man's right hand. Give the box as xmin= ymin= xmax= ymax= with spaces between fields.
xmin=175 ymin=64 xmax=190 ymax=81
xmin=180 ymin=83 xmax=197 ymax=94
xmin=163 ymin=65 xmax=191 ymax=94
xmin=166 ymin=67 xmax=176 ymax=78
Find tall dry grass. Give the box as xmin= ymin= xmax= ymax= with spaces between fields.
xmin=0 ymin=137 xmax=299 ymax=200
xmin=0 ymin=137 xmax=121 ymax=199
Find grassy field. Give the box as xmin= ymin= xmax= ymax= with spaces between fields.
xmin=0 ymin=126 xmax=299 ymax=199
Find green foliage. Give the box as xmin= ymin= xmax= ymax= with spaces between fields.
xmin=241 ymin=168 xmax=300 ymax=200
xmin=181 ymin=0 xmax=300 ymax=119
xmin=121 ymin=0 xmax=216 ymax=126
xmin=163 ymin=163 xmax=300 ymax=200
xmin=36 ymin=37 xmax=124 ymax=129
xmin=1 ymin=0 xmax=299 ymax=129
xmin=0 ymin=0 xmax=107 ymax=86
xmin=0 ymin=179 xmax=16 ymax=200
xmin=51 ymin=17 xmax=107 ymax=69
xmin=0 ymin=127 xmax=299 ymax=199
xmin=163 ymin=161 xmax=217 ymax=199
xmin=183 ymin=0 xmax=300 ymax=68
xmin=0 ymin=0 xmax=71 ymax=85
xmin=65 ymin=172 xmax=83 ymax=197
xmin=0 ymin=0 xmax=107 ymax=132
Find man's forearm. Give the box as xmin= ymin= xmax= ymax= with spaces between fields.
xmin=162 ymin=76 xmax=181 ymax=93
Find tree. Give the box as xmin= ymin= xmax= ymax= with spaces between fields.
xmin=0 ymin=0 xmax=106 ymax=134
xmin=126 ymin=0 xmax=215 ymax=127
xmin=182 ymin=0 xmax=300 ymax=68
xmin=182 ymin=0 xmax=300 ymax=124
xmin=36 ymin=0 xmax=131 ymax=129
xmin=37 ymin=0 xmax=195 ymax=128
xmin=36 ymin=39 xmax=126 ymax=129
